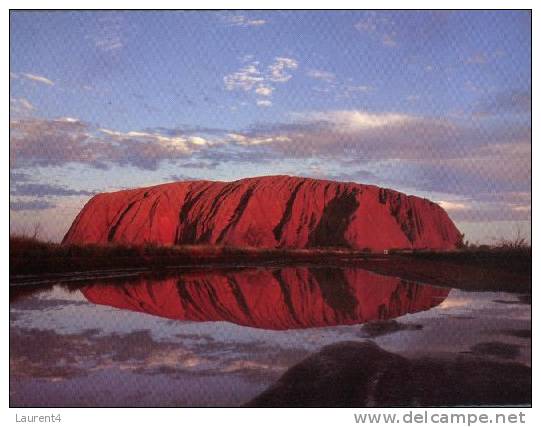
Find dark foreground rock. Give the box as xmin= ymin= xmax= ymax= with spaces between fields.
xmin=245 ymin=341 xmax=531 ymax=407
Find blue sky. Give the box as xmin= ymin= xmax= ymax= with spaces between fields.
xmin=10 ymin=10 xmax=531 ymax=243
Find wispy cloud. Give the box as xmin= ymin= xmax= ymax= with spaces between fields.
xmin=18 ymin=72 xmax=54 ymax=86
xmin=179 ymin=160 xmax=220 ymax=169
xmin=224 ymin=56 xmax=298 ymax=107
xmin=308 ymin=70 xmax=372 ymax=99
xmin=355 ymin=12 xmax=398 ymax=48
xmin=473 ymin=89 xmax=531 ymax=117
xmin=11 ymin=183 xmax=95 ymax=198
xmin=437 ymin=198 xmax=531 ymax=222
xmin=306 ymin=69 xmax=336 ymax=83
xmin=256 ymin=99 xmax=272 ymax=108
xmin=88 ymin=14 xmax=125 ymax=52
xmin=168 ymin=173 xmax=199 ymax=182
xmin=10 ymin=199 xmax=56 ymax=211
xmin=10 ymin=97 xmax=35 ymax=115
xmin=465 ymin=49 xmax=507 ymax=66
xmin=465 ymin=52 xmax=489 ymax=65
xmin=222 ymin=14 xmax=267 ymax=27
xmin=340 ymin=84 xmax=372 ymax=98
xmin=381 ymin=34 xmax=397 ymax=47
xmin=437 ymin=200 xmax=468 ymax=211
xmin=292 ymin=110 xmax=415 ymax=132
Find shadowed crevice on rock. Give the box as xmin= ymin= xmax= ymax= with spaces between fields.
xmin=107 ymin=200 xmax=138 ymax=242
xmin=308 ymin=190 xmax=359 ymax=248
xmin=273 ymin=181 xmax=305 ymax=243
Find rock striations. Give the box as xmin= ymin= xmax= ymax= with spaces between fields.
xmin=63 ymin=175 xmax=462 ymax=251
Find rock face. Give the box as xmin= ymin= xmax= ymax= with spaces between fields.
xmin=63 ymin=175 xmax=462 ymax=251
xmin=82 ymin=267 xmax=449 ymax=330
xmin=246 ymin=341 xmax=531 ymax=407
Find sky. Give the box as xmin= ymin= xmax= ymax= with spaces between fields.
xmin=9 ymin=10 xmax=531 ymax=243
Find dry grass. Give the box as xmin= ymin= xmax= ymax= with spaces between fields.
xmin=10 ymin=231 xmax=531 ymax=290
xmin=9 ymin=234 xmax=531 ymax=294
xmin=9 ymin=234 xmax=374 ymax=276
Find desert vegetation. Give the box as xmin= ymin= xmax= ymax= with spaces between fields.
xmin=9 ymin=232 xmax=377 ymax=276
xmin=10 ymin=227 xmax=531 ymax=293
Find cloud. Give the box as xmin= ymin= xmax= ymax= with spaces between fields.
xmin=241 ymin=109 xmax=529 ymax=165
xmin=10 ymin=116 xmax=215 ymax=171
xmin=224 ymin=57 xmax=298 ymax=107
xmin=437 ymin=201 xmax=468 ymax=211
xmin=293 ymin=111 xmax=415 ymax=132
xmin=473 ymin=89 xmax=531 ymax=117
xmin=222 ymin=14 xmax=266 ymax=27
xmin=308 ymin=70 xmax=372 ymax=99
xmin=10 ymin=117 xmax=104 ymax=168
xmin=224 ymin=63 xmax=264 ymax=92
xmin=326 ymin=169 xmax=382 ymax=185
xmin=466 ymin=53 xmax=489 ymax=64
xmin=211 ymin=108 xmax=528 ymax=223
xmin=355 ymin=12 xmax=398 ymax=48
xmin=437 ymin=201 xmax=531 ymax=222
xmin=10 ymin=199 xmax=56 ymax=211
xmin=168 ymin=173 xmax=198 ymax=182
xmin=95 ymin=128 xmax=212 ymax=169
xmin=11 ymin=183 xmax=95 ymax=198
xmin=255 ymin=85 xmax=274 ymax=97
xmin=9 ymin=105 xmax=530 ymax=224
xmin=341 ymin=85 xmax=372 ymax=96
xmin=465 ymin=48 xmax=510 ymax=67
xmin=10 ymin=97 xmax=35 ymax=115
xmin=13 ymin=108 xmax=527 ymax=185
xmin=381 ymin=34 xmax=397 ymax=47
xmin=267 ymin=57 xmax=298 ymax=82
xmin=465 ymin=49 xmax=509 ymax=66
xmin=226 ymin=132 xmax=290 ymax=146
xmin=19 ymin=72 xmax=54 ymax=85
xmin=306 ymin=69 xmax=336 ymax=83
xmin=179 ymin=160 xmax=220 ymax=169
xmin=88 ymin=14 xmax=125 ymax=52
xmin=10 ymin=171 xmax=31 ymax=183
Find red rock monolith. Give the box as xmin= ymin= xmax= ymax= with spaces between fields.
xmin=63 ymin=175 xmax=462 ymax=251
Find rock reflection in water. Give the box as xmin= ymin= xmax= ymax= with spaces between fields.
xmin=82 ymin=267 xmax=450 ymax=330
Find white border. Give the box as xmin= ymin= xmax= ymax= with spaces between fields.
xmin=3 ymin=2 xmax=536 ymax=426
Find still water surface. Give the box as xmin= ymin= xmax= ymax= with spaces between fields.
xmin=10 ymin=266 xmax=531 ymax=407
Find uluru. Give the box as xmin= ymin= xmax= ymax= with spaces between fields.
xmin=63 ymin=175 xmax=462 ymax=251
